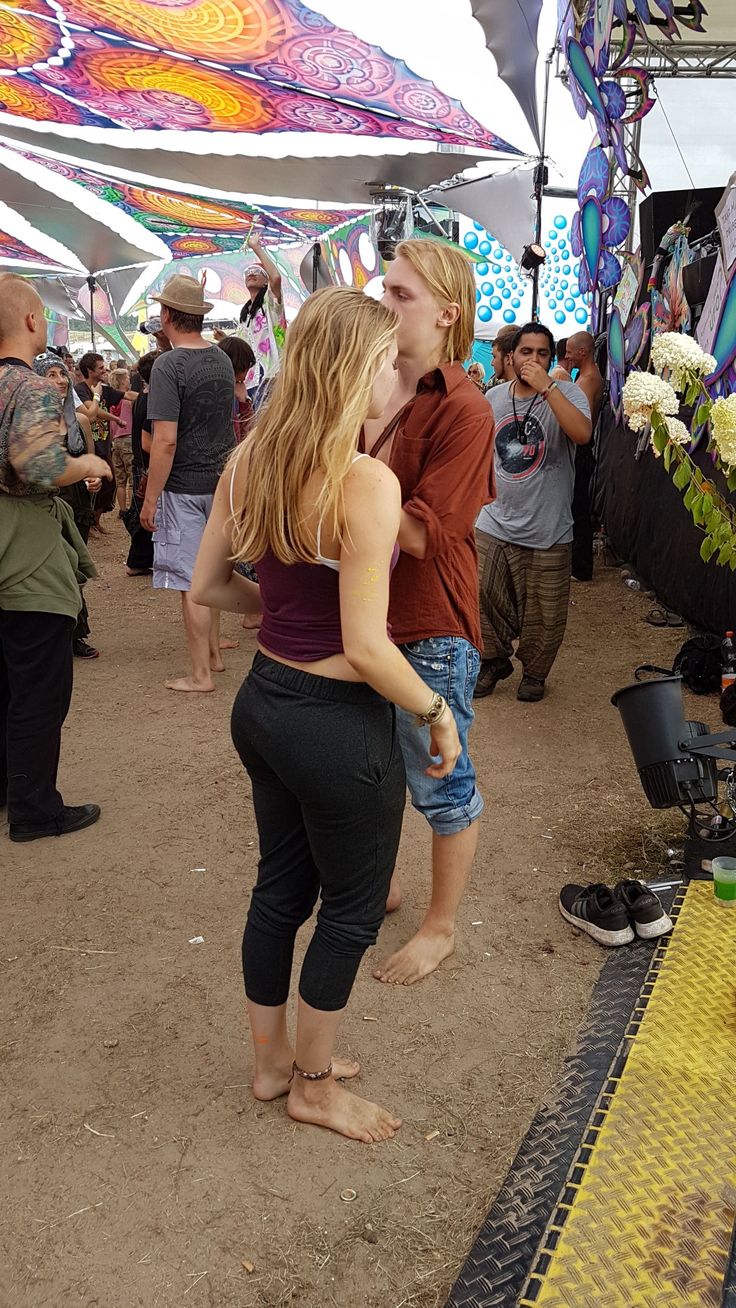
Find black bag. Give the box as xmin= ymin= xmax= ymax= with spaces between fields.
xmin=635 ymin=633 xmax=722 ymax=695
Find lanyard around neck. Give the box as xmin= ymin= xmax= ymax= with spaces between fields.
xmin=510 ymin=381 xmax=544 ymax=439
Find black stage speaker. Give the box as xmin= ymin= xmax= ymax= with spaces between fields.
xmin=639 ymin=187 xmax=723 ymax=266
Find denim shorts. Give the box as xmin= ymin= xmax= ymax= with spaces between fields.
xmin=396 ymin=636 xmax=484 ymax=836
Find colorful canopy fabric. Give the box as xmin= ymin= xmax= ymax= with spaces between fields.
xmin=0 ymin=226 xmax=60 ymax=264
xmin=2 ymin=143 xmax=368 ymax=253
xmin=0 ymin=0 xmax=521 ymax=153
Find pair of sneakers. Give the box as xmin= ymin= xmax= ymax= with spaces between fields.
xmin=559 ymin=879 xmax=673 ymax=948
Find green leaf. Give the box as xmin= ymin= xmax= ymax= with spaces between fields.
xmin=731 ymin=553 xmax=736 ymax=572
xmin=717 ymin=541 xmax=733 ymax=566
xmin=706 ymin=509 xmax=720 ymax=533
xmin=685 ymin=379 xmax=701 ymax=407
xmin=695 ymin=402 xmax=712 ymax=428
xmin=651 ymin=424 xmax=668 ymax=454
xmin=692 ymin=494 xmax=705 ymax=526
xmin=684 ymin=483 xmax=698 ymax=510
xmin=673 ymin=461 xmax=691 ymax=491
xmin=701 ymin=536 xmax=716 ymax=563
xmin=663 ymin=441 xmax=673 ymax=471
xmin=702 ymin=492 xmax=714 ymax=518
xmin=728 ymin=469 xmax=736 ymax=493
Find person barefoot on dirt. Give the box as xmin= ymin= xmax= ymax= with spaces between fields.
xmin=191 ymin=288 xmax=461 ymax=1142
xmin=140 ymin=274 xmax=237 ymax=693
xmin=362 ymin=239 xmax=495 ymax=987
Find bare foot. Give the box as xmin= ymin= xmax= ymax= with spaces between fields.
xmin=287 ymin=1077 xmax=401 ymax=1143
xmin=252 ymin=1054 xmax=361 ymax=1103
xmin=210 ymin=656 xmax=226 ymax=673
xmin=373 ymin=926 xmax=455 ymax=986
xmin=219 ymin=637 xmax=240 ymax=650
xmin=385 ymin=873 xmax=402 ymax=914
xmin=165 ymin=676 xmax=215 ymax=693
xmin=241 ymin=614 xmax=261 ymax=631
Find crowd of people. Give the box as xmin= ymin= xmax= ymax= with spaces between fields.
xmin=0 ymin=234 xmax=602 ymax=1142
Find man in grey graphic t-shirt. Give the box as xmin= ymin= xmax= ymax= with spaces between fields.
xmin=140 ymin=273 xmax=235 ymax=693
xmin=474 ymin=322 xmax=591 ymax=703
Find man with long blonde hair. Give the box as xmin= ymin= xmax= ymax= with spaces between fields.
xmin=364 ymin=239 xmax=494 ymax=986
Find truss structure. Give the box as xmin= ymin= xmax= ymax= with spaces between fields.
xmin=630 ymin=40 xmax=736 ymax=77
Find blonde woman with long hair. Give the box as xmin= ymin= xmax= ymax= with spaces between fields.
xmin=191 ymin=288 xmax=461 ymax=1144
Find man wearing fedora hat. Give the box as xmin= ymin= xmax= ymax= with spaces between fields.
xmin=140 ymin=273 xmax=236 ymax=693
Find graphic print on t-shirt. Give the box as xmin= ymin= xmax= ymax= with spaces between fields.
xmin=495 ymin=410 xmax=546 ymax=480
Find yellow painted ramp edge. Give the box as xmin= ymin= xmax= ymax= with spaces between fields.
xmin=520 ymin=882 xmax=736 ymax=1308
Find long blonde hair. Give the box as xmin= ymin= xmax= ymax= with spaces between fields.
xmin=395 ymin=239 xmax=476 ymax=364
xmin=229 ymin=287 xmax=398 ymax=565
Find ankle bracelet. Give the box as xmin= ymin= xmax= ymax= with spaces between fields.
xmin=292 ymin=1060 xmax=333 ymax=1082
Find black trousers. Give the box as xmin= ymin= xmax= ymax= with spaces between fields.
xmin=572 ymin=443 xmax=595 ymax=581
xmin=125 ymin=467 xmax=154 ymax=572
xmin=231 ymin=652 xmax=406 ymax=1012
xmin=0 ymin=610 xmax=75 ymax=823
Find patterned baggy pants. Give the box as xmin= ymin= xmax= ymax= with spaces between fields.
xmin=475 ymin=528 xmax=572 ymax=682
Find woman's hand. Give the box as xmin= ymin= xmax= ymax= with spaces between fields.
xmin=85 ymin=477 xmax=102 ymax=493
xmin=426 ymin=710 xmax=462 ymax=779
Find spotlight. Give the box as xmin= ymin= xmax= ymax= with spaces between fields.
xmin=520 ymin=244 xmax=546 ymax=272
xmin=369 ymin=187 xmax=414 ymax=262
xmin=612 ymin=676 xmax=736 ymax=878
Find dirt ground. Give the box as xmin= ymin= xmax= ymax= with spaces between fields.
xmin=3 ymin=522 xmax=690 ymax=1308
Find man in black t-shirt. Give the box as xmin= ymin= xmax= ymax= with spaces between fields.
xmin=140 ymin=275 xmax=235 ymax=693
xmin=75 ymin=353 xmax=131 ymax=426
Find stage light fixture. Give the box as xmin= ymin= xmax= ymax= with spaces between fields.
xmin=520 ymin=243 xmax=546 ymax=272
xmin=369 ymin=187 xmax=414 ymax=262
xmin=612 ymin=675 xmax=736 ymax=878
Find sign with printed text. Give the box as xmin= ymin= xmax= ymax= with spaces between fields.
xmin=716 ymin=172 xmax=736 ymax=273
xmin=696 ymin=251 xmax=728 ymax=354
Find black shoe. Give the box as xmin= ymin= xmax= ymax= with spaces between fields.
xmin=518 ymin=674 xmax=545 ymax=702
xmin=474 ymin=657 xmax=513 ymax=699
xmin=9 ymin=803 xmax=101 ymax=843
xmin=558 ymin=882 xmax=635 ymax=947
xmin=73 ymin=639 xmax=100 ymax=659
xmin=614 ymin=879 xmax=673 ymax=939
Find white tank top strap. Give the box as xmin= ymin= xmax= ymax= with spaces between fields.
xmin=314 ymin=453 xmax=366 ymax=570
xmin=229 ymin=463 xmax=237 ymax=518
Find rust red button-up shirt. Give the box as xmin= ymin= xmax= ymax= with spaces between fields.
xmin=364 ymin=363 xmax=495 ymax=651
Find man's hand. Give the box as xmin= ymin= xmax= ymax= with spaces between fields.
xmin=140 ymin=496 xmax=158 ymax=533
xmin=84 ymin=454 xmax=113 ymax=482
xmin=85 ymin=477 xmax=103 ymax=494
xmin=519 ymin=361 xmax=552 ymax=394
xmin=212 ymin=328 xmax=226 ymax=341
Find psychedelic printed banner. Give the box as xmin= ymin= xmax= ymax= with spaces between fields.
xmin=0 ymin=227 xmax=59 ymax=264
xmin=0 ymin=0 xmax=520 ymax=153
xmin=3 ymin=145 xmax=369 ymax=252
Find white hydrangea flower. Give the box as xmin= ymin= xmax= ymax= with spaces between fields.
xmin=712 ymin=394 xmax=736 ymax=468
xmin=622 ymin=371 xmax=679 ymax=434
xmin=650 ymin=332 xmax=716 ymax=390
xmin=664 ymin=416 xmax=691 ymax=445
xmin=626 ymin=410 xmax=649 ymax=432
